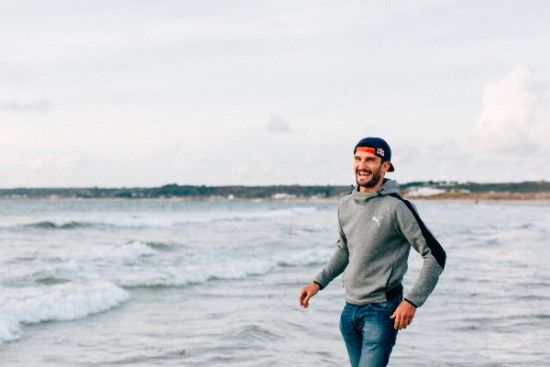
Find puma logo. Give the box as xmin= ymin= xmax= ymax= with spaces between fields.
xmin=372 ymin=215 xmax=382 ymax=226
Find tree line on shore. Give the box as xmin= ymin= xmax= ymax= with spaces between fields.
xmin=0 ymin=181 xmax=548 ymax=199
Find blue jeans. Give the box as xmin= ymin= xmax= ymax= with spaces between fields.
xmin=339 ymin=294 xmax=402 ymax=367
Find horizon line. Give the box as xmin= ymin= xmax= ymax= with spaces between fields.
xmin=1 ymin=179 xmax=548 ymax=190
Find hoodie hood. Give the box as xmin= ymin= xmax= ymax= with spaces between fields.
xmin=352 ymin=179 xmax=401 ymax=202
xmin=377 ymin=178 xmax=401 ymax=196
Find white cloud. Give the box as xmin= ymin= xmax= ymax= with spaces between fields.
xmin=472 ymin=66 xmax=549 ymax=153
xmin=27 ymin=155 xmax=83 ymax=172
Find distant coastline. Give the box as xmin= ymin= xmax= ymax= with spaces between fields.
xmin=1 ymin=181 xmax=549 ymax=201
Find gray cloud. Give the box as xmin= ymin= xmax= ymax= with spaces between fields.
xmin=0 ymin=99 xmax=52 ymax=113
xmin=267 ymin=114 xmax=292 ymax=134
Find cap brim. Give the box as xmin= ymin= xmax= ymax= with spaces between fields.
xmin=388 ymin=162 xmax=395 ymax=172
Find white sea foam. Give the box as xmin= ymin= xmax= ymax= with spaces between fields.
xmin=0 ymin=281 xmax=129 ymax=344
xmin=117 ymin=259 xmax=276 ymax=288
xmin=82 ymin=241 xmax=158 ymax=261
xmin=115 ymin=246 xmax=336 ymax=288
xmin=21 ymin=242 xmax=160 ymax=284
xmin=17 ymin=241 xmax=333 ymax=290
xmin=276 ymin=247 xmax=336 ymax=267
xmin=0 ymin=315 xmax=20 ymax=344
xmin=50 ymin=241 xmax=158 ymax=264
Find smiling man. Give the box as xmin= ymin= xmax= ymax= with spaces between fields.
xmin=299 ymin=137 xmax=446 ymax=367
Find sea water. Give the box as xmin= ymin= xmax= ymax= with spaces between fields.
xmin=0 ymin=198 xmax=549 ymax=366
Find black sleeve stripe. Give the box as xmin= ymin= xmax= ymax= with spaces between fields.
xmin=388 ymin=193 xmax=446 ymax=269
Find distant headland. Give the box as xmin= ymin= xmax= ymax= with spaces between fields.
xmin=1 ymin=181 xmax=549 ymax=200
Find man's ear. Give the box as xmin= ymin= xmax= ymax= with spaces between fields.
xmin=381 ymin=161 xmax=391 ymax=173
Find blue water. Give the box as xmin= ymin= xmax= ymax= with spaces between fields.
xmin=1 ymin=198 xmax=549 ymax=366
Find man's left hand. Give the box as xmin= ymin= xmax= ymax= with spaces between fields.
xmin=390 ymin=300 xmax=416 ymax=330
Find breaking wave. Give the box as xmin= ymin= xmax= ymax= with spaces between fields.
xmin=21 ymin=221 xmax=95 ymax=230
xmin=0 ymin=281 xmax=129 ymax=344
xmin=8 ymin=207 xmax=319 ymax=231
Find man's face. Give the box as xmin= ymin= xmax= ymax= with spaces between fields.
xmin=353 ymin=150 xmax=388 ymax=190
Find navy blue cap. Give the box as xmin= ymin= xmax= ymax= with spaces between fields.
xmin=353 ymin=137 xmax=395 ymax=172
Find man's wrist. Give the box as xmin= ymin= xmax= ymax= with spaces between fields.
xmin=404 ymin=298 xmax=418 ymax=308
xmin=312 ymin=281 xmax=324 ymax=290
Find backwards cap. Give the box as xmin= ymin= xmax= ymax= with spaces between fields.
xmin=354 ymin=137 xmax=395 ymax=172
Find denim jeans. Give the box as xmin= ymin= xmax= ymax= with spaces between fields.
xmin=339 ymin=293 xmax=402 ymax=367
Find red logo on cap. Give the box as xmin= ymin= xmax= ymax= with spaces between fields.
xmin=357 ymin=147 xmax=376 ymax=154
xmin=376 ymin=148 xmax=385 ymax=157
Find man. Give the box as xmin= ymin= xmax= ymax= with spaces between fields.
xmin=298 ymin=137 xmax=446 ymax=367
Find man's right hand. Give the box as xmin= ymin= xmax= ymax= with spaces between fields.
xmin=299 ymin=283 xmax=320 ymax=308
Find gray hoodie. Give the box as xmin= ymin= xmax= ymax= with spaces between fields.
xmin=313 ymin=179 xmax=445 ymax=307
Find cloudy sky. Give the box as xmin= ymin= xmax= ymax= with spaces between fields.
xmin=1 ymin=1 xmax=549 ymax=187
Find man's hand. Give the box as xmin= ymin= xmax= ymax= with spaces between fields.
xmin=298 ymin=283 xmax=320 ymax=308
xmin=390 ymin=300 xmax=416 ymax=330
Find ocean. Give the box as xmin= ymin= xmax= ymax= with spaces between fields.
xmin=1 ymin=198 xmax=549 ymax=366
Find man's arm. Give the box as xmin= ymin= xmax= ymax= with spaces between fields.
xmin=299 ymin=216 xmax=349 ymax=308
xmin=388 ymin=199 xmax=446 ymax=329
xmin=312 ymin=236 xmax=349 ymax=289
xmin=393 ymin=199 xmax=446 ymax=308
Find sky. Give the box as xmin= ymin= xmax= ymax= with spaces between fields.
xmin=1 ymin=0 xmax=549 ymax=187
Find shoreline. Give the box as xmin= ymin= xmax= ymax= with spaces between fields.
xmin=404 ymin=191 xmax=550 ymax=201
xmin=1 ymin=192 xmax=550 ymax=202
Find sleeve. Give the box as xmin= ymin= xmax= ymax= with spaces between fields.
xmin=313 ymin=212 xmax=349 ymax=289
xmin=393 ymin=201 xmax=446 ymax=307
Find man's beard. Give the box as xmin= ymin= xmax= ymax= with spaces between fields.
xmin=356 ymin=167 xmax=382 ymax=189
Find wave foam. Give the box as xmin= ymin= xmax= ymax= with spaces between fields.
xmin=276 ymin=247 xmax=336 ymax=267
xmin=54 ymin=241 xmax=158 ymax=264
xmin=0 ymin=315 xmax=20 ymax=344
xmin=0 ymin=281 xmax=130 ymax=344
xmin=21 ymin=220 xmax=94 ymax=230
xmin=25 ymin=242 xmax=159 ymax=284
xmin=95 ymin=241 xmax=158 ymax=260
xmin=117 ymin=246 xmax=333 ymax=288
xmin=118 ymin=259 xmax=275 ymax=288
